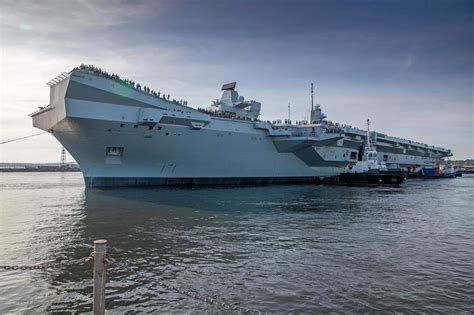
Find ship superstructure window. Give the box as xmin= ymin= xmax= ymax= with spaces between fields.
xmin=106 ymin=147 xmax=124 ymax=156
xmin=350 ymin=151 xmax=357 ymax=160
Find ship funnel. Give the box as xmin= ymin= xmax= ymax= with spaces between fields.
xmin=310 ymin=104 xmax=326 ymax=124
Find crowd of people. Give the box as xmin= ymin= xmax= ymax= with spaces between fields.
xmin=272 ymin=119 xmax=292 ymax=125
xmin=74 ymin=64 xmax=188 ymax=106
xmin=270 ymin=118 xmax=354 ymax=129
xmin=193 ymin=107 xmax=358 ymax=130
xmin=197 ymin=107 xmax=260 ymax=122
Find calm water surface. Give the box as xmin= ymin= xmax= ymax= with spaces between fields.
xmin=0 ymin=172 xmax=473 ymax=313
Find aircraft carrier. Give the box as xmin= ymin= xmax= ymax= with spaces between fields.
xmin=30 ymin=66 xmax=452 ymax=186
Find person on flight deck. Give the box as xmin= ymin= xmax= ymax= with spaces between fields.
xmin=167 ymin=94 xmax=170 ymax=100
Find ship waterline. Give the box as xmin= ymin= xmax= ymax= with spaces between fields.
xmin=31 ymin=67 xmax=451 ymax=186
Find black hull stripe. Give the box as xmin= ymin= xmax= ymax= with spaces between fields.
xmin=84 ymin=176 xmax=318 ymax=187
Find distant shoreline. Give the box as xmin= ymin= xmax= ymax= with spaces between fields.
xmin=0 ymin=168 xmax=81 ymax=172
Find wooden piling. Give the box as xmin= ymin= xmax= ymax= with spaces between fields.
xmin=93 ymin=240 xmax=107 ymax=315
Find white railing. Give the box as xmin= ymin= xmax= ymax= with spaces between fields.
xmin=46 ymin=72 xmax=69 ymax=86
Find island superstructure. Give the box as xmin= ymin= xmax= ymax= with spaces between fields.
xmin=30 ymin=66 xmax=452 ymax=186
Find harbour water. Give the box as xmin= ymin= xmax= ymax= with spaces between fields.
xmin=0 ymin=172 xmax=473 ymax=313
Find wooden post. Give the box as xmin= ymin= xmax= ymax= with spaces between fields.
xmin=93 ymin=240 xmax=107 ymax=315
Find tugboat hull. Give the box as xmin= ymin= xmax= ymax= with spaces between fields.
xmin=338 ymin=170 xmax=405 ymax=185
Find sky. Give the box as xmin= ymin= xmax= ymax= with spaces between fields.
xmin=0 ymin=0 xmax=472 ymax=162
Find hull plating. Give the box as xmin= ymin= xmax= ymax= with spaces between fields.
xmin=51 ymin=117 xmax=322 ymax=186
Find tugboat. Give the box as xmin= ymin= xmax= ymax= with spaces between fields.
xmin=338 ymin=119 xmax=405 ymax=185
xmin=440 ymin=161 xmax=457 ymax=178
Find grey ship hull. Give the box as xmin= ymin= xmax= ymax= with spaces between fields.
xmin=48 ymin=115 xmax=320 ymax=187
xmin=30 ymin=70 xmax=451 ymax=187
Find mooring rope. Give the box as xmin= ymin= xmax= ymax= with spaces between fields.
xmin=0 ymin=132 xmax=48 ymax=145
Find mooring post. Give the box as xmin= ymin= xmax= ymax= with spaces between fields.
xmin=93 ymin=239 xmax=107 ymax=315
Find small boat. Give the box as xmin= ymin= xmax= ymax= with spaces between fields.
xmin=413 ymin=164 xmax=440 ymax=177
xmin=338 ymin=119 xmax=405 ymax=185
xmin=410 ymin=162 xmax=458 ymax=178
xmin=440 ymin=162 xmax=456 ymax=178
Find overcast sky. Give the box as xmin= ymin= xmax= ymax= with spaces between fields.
xmin=0 ymin=0 xmax=472 ymax=162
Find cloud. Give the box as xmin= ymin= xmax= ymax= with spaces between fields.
xmin=0 ymin=0 xmax=151 ymax=33
xmin=0 ymin=0 xmax=472 ymax=161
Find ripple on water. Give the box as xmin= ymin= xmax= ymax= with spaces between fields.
xmin=0 ymin=173 xmax=473 ymax=313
